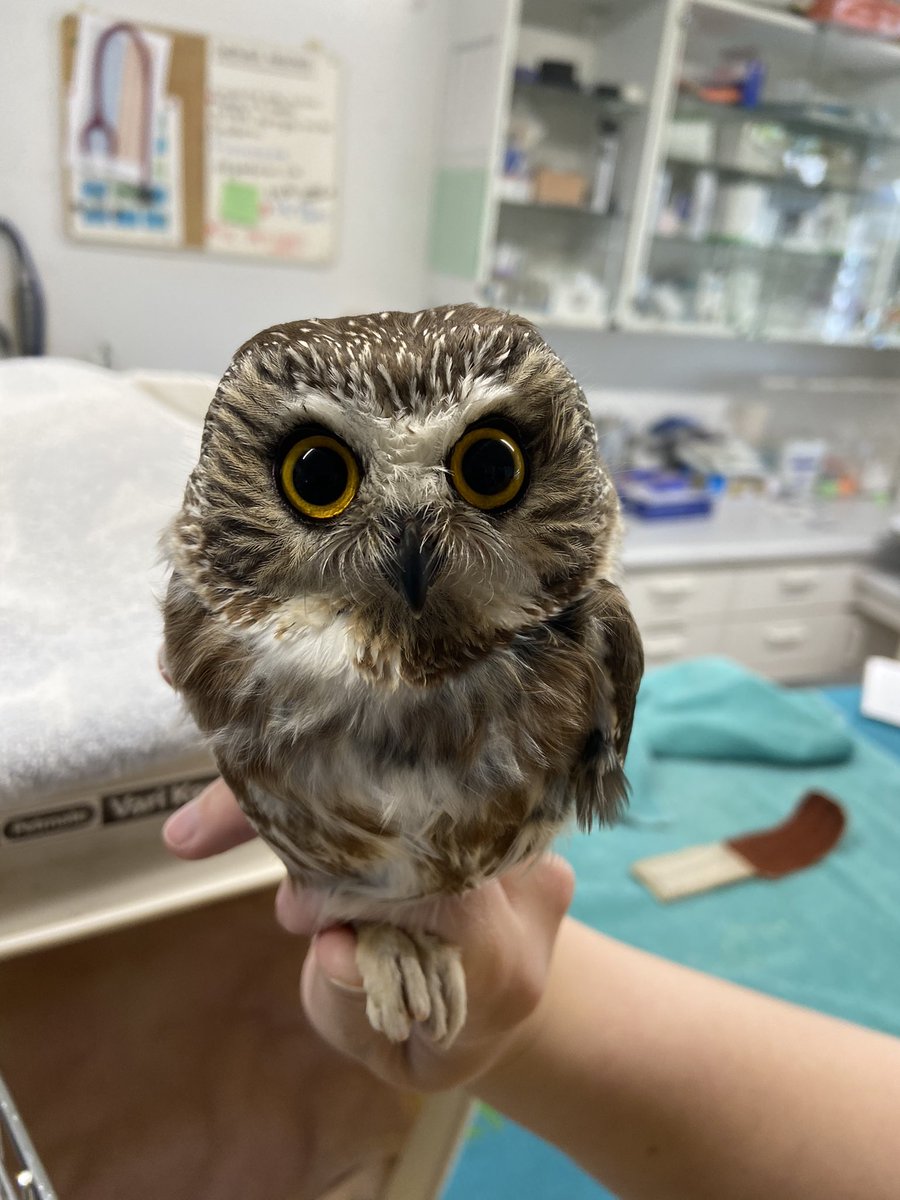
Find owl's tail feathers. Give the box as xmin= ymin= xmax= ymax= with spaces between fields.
xmin=572 ymin=730 xmax=630 ymax=832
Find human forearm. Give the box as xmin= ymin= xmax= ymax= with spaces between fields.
xmin=476 ymin=918 xmax=900 ymax=1200
xmin=165 ymin=788 xmax=900 ymax=1198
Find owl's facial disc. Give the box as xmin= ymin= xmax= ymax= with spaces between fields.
xmin=184 ymin=306 xmax=619 ymax=685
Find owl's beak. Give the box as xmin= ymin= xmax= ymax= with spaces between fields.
xmin=396 ymin=520 xmax=434 ymax=616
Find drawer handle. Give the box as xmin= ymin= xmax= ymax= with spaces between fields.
xmin=778 ymin=569 xmax=819 ymax=593
xmin=763 ymin=623 xmax=807 ymax=649
xmin=647 ymin=577 xmax=697 ymax=601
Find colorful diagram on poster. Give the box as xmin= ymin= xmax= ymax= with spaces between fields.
xmin=60 ymin=12 xmax=340 ymax=263
xmin=65 ymin=11 xmax=184 ymax=246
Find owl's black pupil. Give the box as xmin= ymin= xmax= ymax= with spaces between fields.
xmin=461 ymin=437 xmax=516 ymax=495
xmin=293 ymin=445 xmax=348 ymax=507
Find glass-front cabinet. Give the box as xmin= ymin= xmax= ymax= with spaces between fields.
xmin=620 ymin=0 xmax=900 ymax=344
xmin=428 ymin=0 xmax=900 ymax=348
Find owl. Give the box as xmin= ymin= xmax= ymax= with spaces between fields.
xmin=162 ymin=304 xmax=643 ymax=1046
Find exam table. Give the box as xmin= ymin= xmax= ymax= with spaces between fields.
xmin=0 ymin=359 xmax=469 ymax=1200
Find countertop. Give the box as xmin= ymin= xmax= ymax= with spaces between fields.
xmin=622 ymin=499 xmax=894 ymax=571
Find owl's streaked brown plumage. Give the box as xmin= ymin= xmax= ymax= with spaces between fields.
xmin=163 ymin=304 xmax=643 ymax=1043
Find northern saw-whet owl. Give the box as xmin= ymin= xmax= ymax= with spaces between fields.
xmin=162 ymin=304 xmax=643 ymax=1045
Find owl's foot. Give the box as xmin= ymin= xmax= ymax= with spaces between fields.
xmin=354 ymin=923 xmax=466 ymax=1047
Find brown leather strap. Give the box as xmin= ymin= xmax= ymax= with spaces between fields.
xmin=726 ymin=792 xmax=846 ymax=879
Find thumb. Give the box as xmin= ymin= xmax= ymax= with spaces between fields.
xmin=300 ymin=926 xmax=376 ymax=1065
xmin=162 ymin=777 xmax=257 ymax=859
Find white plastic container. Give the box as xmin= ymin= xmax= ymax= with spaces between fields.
xmin=717 ymin=121 xmax=788 ymax=176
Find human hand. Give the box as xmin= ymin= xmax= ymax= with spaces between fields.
xmin=163 ymin=779 xmax=574 ymax=1093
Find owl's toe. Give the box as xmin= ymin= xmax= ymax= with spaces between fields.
xmin=354 ymin=923 xmax=466 ymax=1046
xmin=430 ymin=938 xmax=467 ymax=1047
xmin=355 ymin=924 xmax=422 ymax=1043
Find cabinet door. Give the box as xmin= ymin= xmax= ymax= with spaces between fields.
xmin=619 ymin=0 xmax=900 ymax=347
xmin=428 ymin=0 xmax=520 ymax=301
xmin=431 ymin=0 xmax=672 ymax=329
xmin=641 ymin=618 xmax=724 ymax=667
xmin=626 ymin=566 xmax=734 ymax=625
xmin=730 ymin=562 xmax=858 ymax=613
xmin=720 ymin=611 xmax=859 ymax=682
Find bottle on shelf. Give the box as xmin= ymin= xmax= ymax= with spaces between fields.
xmin=590 ymin=121 xmax=620 ymax=215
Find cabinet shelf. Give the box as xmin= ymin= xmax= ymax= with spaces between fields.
xmin=665 ymin=156 xmax=863 ymax=196
xmin=675 ymin=96 xmax=900 ymax=147
xmin=652 ymin=232 xmax=849 ymax=258
xmin=623 ymin=316 xmax=734 ymax=337
xmin=512 ymin=80 xmax=644 ymax=120
xmin=692 ymin=0 xmax=900 ymax=76
xmin=512 ymin=307 xmax=608 ymax=330
xmin=499 ymin=196 xmax=622 ymax=219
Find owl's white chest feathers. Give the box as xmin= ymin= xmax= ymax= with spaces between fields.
xmin=229 ymin=605 xmax=540 ymax=905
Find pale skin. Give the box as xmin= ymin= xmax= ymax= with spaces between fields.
xmin=164 ymin=779 xmax=900 ymax=1200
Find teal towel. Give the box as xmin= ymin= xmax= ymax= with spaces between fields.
xmin=637 ymin=657 xmax=854 ymax=766
xmin=444 ymin=680 xmax=900 ymax=1200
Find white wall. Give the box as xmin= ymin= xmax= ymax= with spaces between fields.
xmin=4 ymin=0 xmax=899 ymax=391
xmin=1 ymin=1 xmax=449 ymax=373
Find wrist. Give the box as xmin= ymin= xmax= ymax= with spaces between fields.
xmin=466 ymin=918 xmax=567 ymax=1103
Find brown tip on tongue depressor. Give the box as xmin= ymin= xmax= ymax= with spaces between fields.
xmin=726 ymin=792 xmax=847 ymax=880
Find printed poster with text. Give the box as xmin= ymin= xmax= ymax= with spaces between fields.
xmin=205 ymin=38 xmax=340 ymax=263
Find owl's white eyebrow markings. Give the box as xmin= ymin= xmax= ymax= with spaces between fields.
xmin=377 ymin=362 xmax=402 ymax=409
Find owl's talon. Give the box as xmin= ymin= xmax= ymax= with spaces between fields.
xmin=399 ymin=951 xmax=430 ymax=1023
xmin=422 ymin=951 xmax=449 ymax=1043
xmin=355 ymin=923 xmax=466 ymax=1046
xmin=432 ymin=940 xmax=466 ymax=1047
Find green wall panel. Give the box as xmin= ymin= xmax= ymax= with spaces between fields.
xmin=428 ymin=167 xmax=488 ymax=279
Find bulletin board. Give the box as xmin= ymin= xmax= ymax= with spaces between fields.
xmin=60 ymin=11 xmax=340 ymax=263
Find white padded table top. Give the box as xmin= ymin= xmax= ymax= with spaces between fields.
xmin=0 ymin=359 xmax=212 ymax=809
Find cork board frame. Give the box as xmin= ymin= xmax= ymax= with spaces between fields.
xmin=60 ymin=12 xmax=340 ymax=263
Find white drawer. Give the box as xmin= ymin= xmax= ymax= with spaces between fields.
xmin=640 ymin=619 xmax=724 ymax=668
xmin=731 ymin=562 xmax=858 ymax=614
xmin=625 ymin=568 xmax=734 ymax=626
xmin=720 ymin=613 xmax=859 ymax=682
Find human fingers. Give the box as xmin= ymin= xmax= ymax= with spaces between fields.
xmin=290 ymin=858 xmax=571 ymax=1011
xmin=273 ymin=876 xmax=334 ymax=937
xmin=297 ymin=856 xmax=575 ymax=1091
xmin=300 ymin=927 xmax=412 ymax=1088
xmin=407 ymin=855 xmax=575 ymax=1029
xmin=162 ymin=777 xmax=257 ymax=858
xmin=157 ymin=646 xmax=258 ymax=859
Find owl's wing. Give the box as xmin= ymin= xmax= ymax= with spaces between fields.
xmin=571 ymin=578 xmax=644 ymax=831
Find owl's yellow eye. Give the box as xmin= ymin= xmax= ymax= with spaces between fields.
xmin=278 ymin=431 xmax=360 ymax=520
xmin=449 ymin=426 xmax=526 ymax=511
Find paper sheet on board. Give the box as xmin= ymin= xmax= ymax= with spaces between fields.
xmin=204 ymin=37 xmax=340 ymax=263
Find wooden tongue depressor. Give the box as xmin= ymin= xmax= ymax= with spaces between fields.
xmin=631 ymin=792 xmax=847 ymax=903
